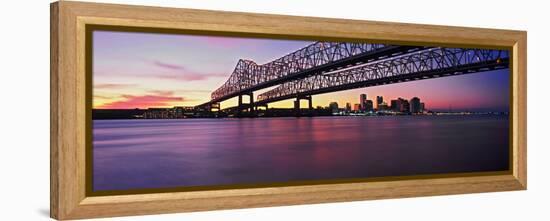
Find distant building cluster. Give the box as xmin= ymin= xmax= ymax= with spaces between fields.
xmin=143 ymin=106 xmax=196 ymax=119
xmin=331 ymin=94 xmax=426 ymax=115
xmin=388 ymin=97 xmax=425 ymax=113
xmin=93 ymin=93 xmax=506 ymax=120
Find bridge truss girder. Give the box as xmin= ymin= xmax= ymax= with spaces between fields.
xmin=209 ymin=42 xmax=420 ymax=103
xmin=256 ymin=47 xmax=510 ymax=104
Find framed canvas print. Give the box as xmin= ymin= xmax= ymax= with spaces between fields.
xmin=50 ymin=1 xmax=527 ymax=220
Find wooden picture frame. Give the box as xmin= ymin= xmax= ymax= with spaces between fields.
xmin=50 ymin=1 xmax=527 ymax=220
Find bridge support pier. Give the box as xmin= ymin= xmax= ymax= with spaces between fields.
xmin=294 ymin=95 xmax=313 ymax=117
xmin=210 ymin=102 xmax=220 ymax=112
xmin=237 ymin=92 xmax=254 ymax=117
xmin=249 ymin=93 xmax=254 ymax=116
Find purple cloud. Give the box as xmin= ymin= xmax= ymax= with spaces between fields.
xmin=152 ymin=60 xmax=185 ymax=70
xmin=157 ymin=72 xmax=227 ymax=81
xmin=147 ymin=59 xmax=228 ymax=81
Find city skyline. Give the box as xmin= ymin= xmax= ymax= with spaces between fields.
xmin=93 ymin=31 xmax=510 ymax=112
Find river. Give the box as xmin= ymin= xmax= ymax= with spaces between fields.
xmin=93 ymin=115 xmax=509 ymax=191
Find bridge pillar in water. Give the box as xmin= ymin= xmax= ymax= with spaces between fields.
xmin=294 ymin=95 xmax=313 ymax=117
xmin=248 ymin=92 xmax=254 ymax=116
xmin=210 ymin=102 xmax=220 ymax=112
xmin=294 ymin=99 xmax=300 ymax=117
xmin=237 ymin=92 xmax=254 ymax=117
xmin=237 ymin=95 xmax=243 ymax=117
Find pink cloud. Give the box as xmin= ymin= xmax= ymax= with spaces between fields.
xmin=146 ymin=90 xmax=174 ymax=96
xmin=97 ymin=91 xmax=186 ymax=109
xmin=174 ymin=89 xmax=211 ymax=94
xmin=94 ymin=83 xmax=137 ymax=89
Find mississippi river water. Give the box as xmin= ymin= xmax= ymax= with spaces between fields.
xmin=93 ymin=115 xmax=509 ymax=191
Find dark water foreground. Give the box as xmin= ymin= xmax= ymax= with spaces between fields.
xmin=92 ymin=115 xmax=509 ymax=191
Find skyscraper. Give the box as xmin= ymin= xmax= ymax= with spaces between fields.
xmin=360 ymin=94 xmax=367 ymax=110
xmin=345 ymin=102 xmax=352 ymax=112
xmin=366 ymin=100 xmax=374 ymax=112
xmin=401 ymin=99 xmax=410 ymax=113
xmin=353 ymin=103 xmax=361 ymax=111
xmin=391 ymin=98 xmax=410 ymax=113
xmin=360 ymin=94 xmax=367 ymax=111
xmin=376 ymin=96 xmax=383 ymax=109
xmin=410 ymin=97 xmax=421 ymax=113
xmin=329 ymin=102 xmax=339 ymax=114
xmin=391 ymin=99 xmax=401 ymax=112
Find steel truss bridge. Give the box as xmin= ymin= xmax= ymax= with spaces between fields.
xmin=197 ymin=42 xmax=424 ymax=108
xmin=196 ymin=41 xmax=509 ymax=116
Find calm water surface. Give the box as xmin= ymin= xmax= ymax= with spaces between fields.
xmin=93 ymin=115 xmax=509 ymax=191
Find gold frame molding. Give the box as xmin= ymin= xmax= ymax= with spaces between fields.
xmin=50 ymin=1 xmax=527 ymax=220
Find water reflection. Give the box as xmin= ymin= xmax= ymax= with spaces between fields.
xmin=93 ymin=115 xmax=509 ymax=191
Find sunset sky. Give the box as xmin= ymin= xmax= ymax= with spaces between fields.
xmin=93 ymin=30 xmax=510 ymax=112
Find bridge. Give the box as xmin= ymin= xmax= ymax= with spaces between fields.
xmin=196 ymin=41 xmax=509 ymax=117
xmin=196 ymin=42 xmax=425 ymax=110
